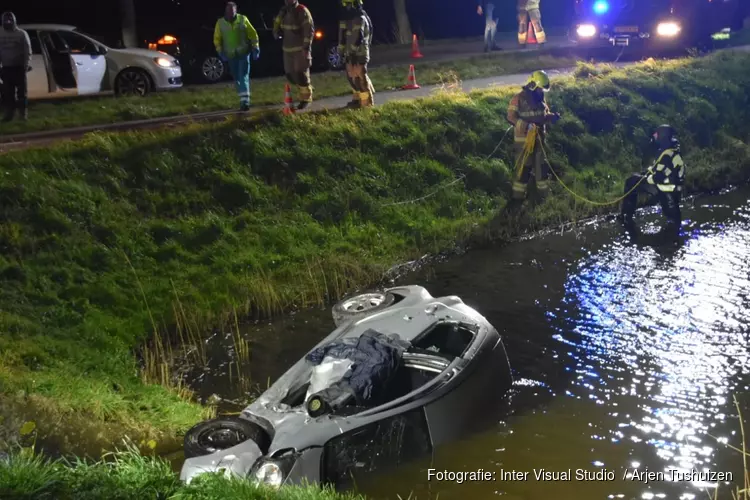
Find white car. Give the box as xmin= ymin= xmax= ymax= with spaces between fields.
xmin=19 ymin=24 xmax=182 ymax=100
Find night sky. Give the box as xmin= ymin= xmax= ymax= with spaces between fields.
xmin=4 ymin=0 xmax=572 ymax=47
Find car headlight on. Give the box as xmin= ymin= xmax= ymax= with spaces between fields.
xmin=576 ymin=24 xmax=597 ymax=37
xmin=656 ymin=22 xmax=681 ymax=37
xmin=154 ymin=57 xmax=176 ymax=67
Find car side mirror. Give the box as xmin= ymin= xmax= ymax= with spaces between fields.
xmin=98 ymin=46 xmax=108 ymax=55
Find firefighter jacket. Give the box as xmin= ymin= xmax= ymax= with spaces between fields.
xmin=644 ymin=146 xmax=685 ymax=192
xmin=338 ymin=8 xmax=373 ymax=61
xmin=213 ymin=14 xmax=259 ymax=59
xmin=0 ymin=21 xmax=32 ymax=68
xmin=518 ymin=0 xmax=541 ymax=11
xmin=507 ymin=88 xmax=552 ymax=143
xmin=273 ymin=3 xmax=315 ymax=54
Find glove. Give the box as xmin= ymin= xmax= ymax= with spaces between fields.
xmin=252 ymin=47 xmax=260 ymax=61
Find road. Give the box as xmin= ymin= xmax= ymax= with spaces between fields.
xmin=2 ymin=44 xmax=747 ymax=153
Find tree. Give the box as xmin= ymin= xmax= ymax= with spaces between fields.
xmin=119 ymin=0 xmax=138 ymax=48
xmin=393 ymin=0 xmax=412 ymax=44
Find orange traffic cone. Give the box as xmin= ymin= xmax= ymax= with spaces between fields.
xmin=282 ymin=83 xmax=295 ymax=115
xmin=402 ymin=64 xmax=420 ymax=90
xmin=527 ymin=23 xmax=538 ymax=44
xmin=410 ymin=34 xmax=423 ymax=58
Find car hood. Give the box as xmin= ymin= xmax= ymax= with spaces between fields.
xmin=110 ymin=47 xmax=174 ymax=59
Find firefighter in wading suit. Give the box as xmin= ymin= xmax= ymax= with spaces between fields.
xmin=517 ymin=0 xmax=546 ymax=47
xmin=506 ymin=70 xmax=560 ymax=201
xmin=274 ymin=0 xmax=315 ymax=110
xmin=338 ymin=0 xmax=375 ymax=108
xmin=619 ymin=125 xmax=685 ymax=229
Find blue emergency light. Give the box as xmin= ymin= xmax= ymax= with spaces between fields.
xmin=593 ymin=0 xmax=609 ymax=14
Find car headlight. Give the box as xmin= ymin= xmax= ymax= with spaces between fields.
xmin=250 ymin=454 xmax=297 ymax=489
xmin=576 ymin=24 xmax=597 ymax=37
xmin=656 ymin=22 xmax=680 ymax=37
xmin=154 ymin=57 xmax=175 ymax=67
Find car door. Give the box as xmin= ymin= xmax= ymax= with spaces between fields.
xmin=24 ymin=29 xmax=50 ymax=99
xmin=55 ymin=30 xmax=107 ymax=95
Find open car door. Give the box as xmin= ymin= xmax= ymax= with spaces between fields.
xmin=54 ymin=30 xmax=107 ymax=95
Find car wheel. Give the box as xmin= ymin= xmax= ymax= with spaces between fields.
xmin=327 ymin=46 xmax=344 ymax=70
xmin=332 ymin=291 xmax=397 ymax=327
xmin=115 ymin=68 xmax=152 ymax=97
xmin=184 ymin=417 xmax=270 ymax=459
xmin=201 ymin=55 xmax=226 ymax=83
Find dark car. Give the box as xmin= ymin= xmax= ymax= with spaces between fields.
xmin=569 ymin=0 xmax=742 ymax=53
xmin=179 ymin=285 xmax=513 ymax=490
xmin=147 ymin=12 xmax=343 ymax=84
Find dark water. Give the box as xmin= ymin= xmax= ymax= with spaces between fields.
xmin=187 ymin=185 xmax=750 ymax=499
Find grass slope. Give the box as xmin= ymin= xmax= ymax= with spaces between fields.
xmin=1 ymin=50 xmax=750 ymax=460
xmin=0 ymin=49 xmax=578 ymax=135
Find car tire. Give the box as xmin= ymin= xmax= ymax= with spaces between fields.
xmin=332 ymin=291 xmax=397 ymax=327
xmin=184 ymin=417 xmax=270 ymax=459
xmin=114 ymin=68 xmax=152 ymax=97
xmin=201 ymin=55 xmax=226 ymax=83
xmin=327 ymin=46 xmax=344 ymax=71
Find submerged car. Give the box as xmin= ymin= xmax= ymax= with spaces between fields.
xmin=20 ymin=24 xmax=182 ymax=99
xmin=180 ymin=285 xmax=513 ymax=490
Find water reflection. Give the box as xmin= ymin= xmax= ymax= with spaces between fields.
xmin=552 ymin=201 xmax=750 ymax=495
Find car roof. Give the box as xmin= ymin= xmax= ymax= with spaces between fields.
xmin=18 ymin=24 xmax=76 ymax=31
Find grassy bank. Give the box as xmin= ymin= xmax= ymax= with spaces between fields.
xmin=2 ymin=49 xmax=750 ymax=461
xmin=0 ymin=48 xmax=579 ymax=136
xmin=0 ymin=445 xmax=364 ymax=500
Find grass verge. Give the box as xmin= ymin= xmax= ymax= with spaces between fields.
xmin=1 ymin=50 xmax=750 ymax=460
xmin=0 ymin=48 xmax=579 ymax=135
xmin=0 ymin=442 xmax=364 ymax=500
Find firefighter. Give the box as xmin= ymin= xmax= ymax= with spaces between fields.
xmin=0 ymin=12 xmax=32 ymax=122
xmin=338 ymin=0 xmax=375 ymax=108
xmin=619 ymin=125 xmax=685 ymax=228
xmin=517 ymin=0 xmax=546 ymax=47
xmin=506 ymin=70 xmax=560 ymax=201
xmin=476 ymin=1 xmax=499 ymax=52
xmin=213 ymin=2 xmax=260 ymax=111
xmin=274 ymin=0 xmax=315 ymax=110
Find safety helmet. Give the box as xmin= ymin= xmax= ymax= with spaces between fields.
xmin=526 ymin=70 xmax=551 ymax=92
xmin=651 ymin=124 xmax=678 ymax=149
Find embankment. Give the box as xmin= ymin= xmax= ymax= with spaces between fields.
xmin=1 ymin=50 xmax=750 ymax=471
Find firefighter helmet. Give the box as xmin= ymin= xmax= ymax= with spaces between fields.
xmin=651 ymin=124 xmax=678 ymax=149
xmin=526 ymin=70 xmax=551 ymax=92
xmin=341 ymin=0 xmax=363 ymax=6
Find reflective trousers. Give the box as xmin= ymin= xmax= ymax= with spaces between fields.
xmin=620 ymin=174 xmax=682 ymax=225
xmin=226 ymin=55 xmax=251 ymax=106
xmin=518 ymin=8 xmax=546 ymax=45
xmin=345 ymin=62 xmax=374 ymax=107
xmin=283 ymin=51 xmax=313 ymax=102
xmin=484 ymin=3 xmax=498 ymax=50
xmin=512 ymin=141 xmax=550 ymax=200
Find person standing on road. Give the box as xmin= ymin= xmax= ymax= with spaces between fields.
xmin=476 ymin=1 xmax=500 ymax=52
xmin=0 ymin=12 xmax=32 ymax=122
xmin=517 ymin=0 xmax=546 ymax=47
xmin=506 ymin=70 xmax=560 ymax=201
xmin=213 ymin=1 xmax=260 ymax=111
xmin=619 ymin=125 xmax=685 ymax=230
xmin=274 ymin=0 xmax=315 ymax=110
xmin=338 ymin=0 xmax=375 ymax=108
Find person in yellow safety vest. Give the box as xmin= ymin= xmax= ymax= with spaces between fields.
xmin=274 ymin=0 xmax=315 ymax=110
xmin=213 ymin=1 xmax=260 ymax=111
xmin=517 ymin=0 xmax=546 ymax=47
xmin=338 ymin=0 xmax=375 ymax=108
xmin=506 ymin=70 xmax=560 ymax=201
xmin=619 ymin=125 xmax=685 ymax=229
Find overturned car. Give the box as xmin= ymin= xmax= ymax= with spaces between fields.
xmin=180 ymin=285 xmax=513 ymax=490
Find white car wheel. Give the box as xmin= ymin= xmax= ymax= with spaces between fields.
xmin=328 ymin=46 xmax=344 ymax=70
xmin=331 ymin=291 xmax=397 ymax=327
xmin=201 ymin=56 xmax=226 ymax=83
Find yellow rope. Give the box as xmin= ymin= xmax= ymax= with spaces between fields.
xmin=514 ymin=125 xmax=647 ymax=207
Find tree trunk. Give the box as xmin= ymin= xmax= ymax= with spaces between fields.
xmin=393 ymin=0 xmax=412 ymax=45
xmin=119 ymin=0 xmax=138 ymax=48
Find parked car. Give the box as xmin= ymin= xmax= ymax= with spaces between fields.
xmin=146 ymin=13 xmax=343 ymax=85
xmin=180 ymin=285 xmax=513 ymax=490
xmin=18 ymin=24 xmax=182 ymax=100
xmin=568 ymin=0 xmax=742 ymax=53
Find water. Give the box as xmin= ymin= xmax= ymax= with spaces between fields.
xmin=187 ymin=186 xmax=750 ymax=499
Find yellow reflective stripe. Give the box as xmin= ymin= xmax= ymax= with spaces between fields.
xmin=283 ymin=46 xmax=304 ymax=52
xmin=657 ymin=184 xmax=675 ymax=192
xmin=281 ymin=24 xmax=300 ymax=29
